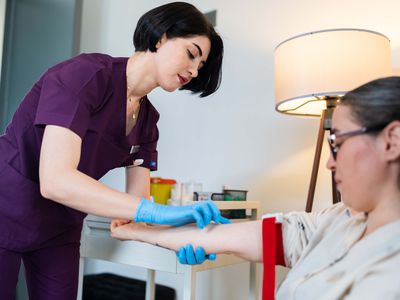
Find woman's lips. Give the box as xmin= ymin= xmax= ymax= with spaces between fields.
xmin=178 ymin=75 xmax=188 ymax=84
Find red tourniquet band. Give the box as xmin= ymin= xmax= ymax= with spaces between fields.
xmin=262 ymin=217 xmax=285 ymax=300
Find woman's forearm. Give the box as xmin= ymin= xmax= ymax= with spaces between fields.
xmin=133 ymin=220 xmax=263 ymax=262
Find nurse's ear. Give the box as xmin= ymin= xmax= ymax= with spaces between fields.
xmin=382 ymin=120 xmax=400 ymax=162
xmin=155 ymin=33 xmax=168 ymax=50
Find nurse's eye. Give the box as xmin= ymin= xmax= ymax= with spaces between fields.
xmin=187 ymin=50 xmax=195 ymax=60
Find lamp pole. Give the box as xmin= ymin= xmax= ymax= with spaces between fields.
xmin=305 ymin=98 xmax=341 ymax=212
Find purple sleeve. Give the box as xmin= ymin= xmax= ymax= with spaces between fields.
xmin=34 ymin=62 xmax=111 ymax=138
xmin=132 ymin=127 xmax=159 ymax=171
xmin=130 ymin=104 xmax=159 ymax=171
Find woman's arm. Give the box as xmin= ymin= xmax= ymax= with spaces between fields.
xmin=39 ymin=125 xmax=141 ymax=219
xmin=110 ymin=220 xmax=264 ymax=262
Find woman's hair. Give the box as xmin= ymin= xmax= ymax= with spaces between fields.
xmin=133 ymin=2 xmax=223 ymax=97
xmin=340 ymin=76 xmax=400 ymax=128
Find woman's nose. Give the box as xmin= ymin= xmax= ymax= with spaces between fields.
xmin=326 ymin=153 xmax=336 ymax=171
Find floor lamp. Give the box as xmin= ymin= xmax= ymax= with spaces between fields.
xmin=274 ymin=29 xmax=392 ymax=212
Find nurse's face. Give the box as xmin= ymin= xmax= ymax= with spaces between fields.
xmin=326 ymin=105 xmax=384 ymax=212
xmin=153 ymin=34 xmax=211 ymax=92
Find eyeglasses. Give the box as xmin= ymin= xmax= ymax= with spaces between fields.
xmin=327 ymin=123 xmax=388 ymax=160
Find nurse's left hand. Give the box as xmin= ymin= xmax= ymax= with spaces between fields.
xmin=134 ymin=198 xmax=231 ymax=229
xmin=177 ymin=244 xmax=216 ymax=265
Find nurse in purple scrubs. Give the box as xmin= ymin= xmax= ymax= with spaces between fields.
xmin=0 ymin=2 xmax=227 ymax=299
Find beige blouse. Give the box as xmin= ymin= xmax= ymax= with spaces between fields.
xmin=276 ymin=203 xmax=400 ymax=299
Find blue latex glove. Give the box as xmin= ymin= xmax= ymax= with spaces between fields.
xmin=177 ymin=244 xmax=216 ymax=265
xmin=134 ymin=198 xmax=230 ymax=228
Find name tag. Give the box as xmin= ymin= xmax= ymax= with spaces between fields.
xmin=130 ymin=145 xmax=140 ymax=154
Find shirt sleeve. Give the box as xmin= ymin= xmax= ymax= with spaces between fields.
xmin=34 ymin=61 xmax=111 ymax=139
xmin=282 ymin=203 xmax=347 ymax=268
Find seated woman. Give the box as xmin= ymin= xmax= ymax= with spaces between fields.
xmin=111 ymin=76 xmax=400 ymax=299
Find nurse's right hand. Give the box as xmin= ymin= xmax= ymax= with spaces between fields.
xmin=177 ymin=244 xmax=216 ymax=265
xmin=134 ymin=198 xmax=231 ymax=228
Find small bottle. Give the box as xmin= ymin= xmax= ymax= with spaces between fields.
xmin=170 ymin=183 xmax=182 ymax=206
xmin=181 ymin=182 xmax=193 ymax=205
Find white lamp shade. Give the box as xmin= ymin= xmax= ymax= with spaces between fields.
xmin=274 ymin=29 xmax=392 ymax=116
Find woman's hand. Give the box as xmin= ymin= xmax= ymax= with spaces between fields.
xmin=111 ymin=218 xmax=131 ymax=227
xmin=110 ymin=219 xmax=144 ymax=241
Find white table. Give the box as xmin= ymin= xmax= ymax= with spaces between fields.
xmin=77 ymin=201 xmax=261 ymax=300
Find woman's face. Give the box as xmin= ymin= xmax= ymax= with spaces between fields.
xmin=153 ymin=34 xmax=211 ymax=92
xmin=326 ymin=105 xmax=384 ymax=212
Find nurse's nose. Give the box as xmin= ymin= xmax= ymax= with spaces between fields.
xmin=188 ymin=62 xmax=199 ymax=78
xmin=188 ymin=68 xmax=198 ymax=78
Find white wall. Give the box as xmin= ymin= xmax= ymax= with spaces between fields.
xmin=80 ymin=1 xmax=400 ymax=299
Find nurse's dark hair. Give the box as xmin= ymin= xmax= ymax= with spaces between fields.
xmin=340 ymin=76 xmax=400 ymax=128
xmin=133 ymin=2 xmax=223 ymax=97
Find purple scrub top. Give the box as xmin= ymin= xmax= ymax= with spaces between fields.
xmin=0 ymin=53 xmax=159 ymax=250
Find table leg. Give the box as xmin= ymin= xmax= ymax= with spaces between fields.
xmin=76 ymin=257 xmax=84 ymax=300
xmin=249 ymin=262 xmax=260 ymax=300
xmin=145 ymin=269 xmax=155 ymax=300
xmin=182 ymin=266 xmax=196 ymax=300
